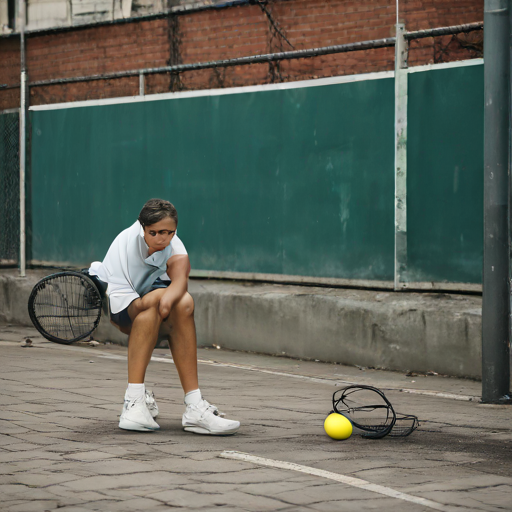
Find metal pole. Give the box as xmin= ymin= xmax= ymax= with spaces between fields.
xmin=0 ymin=22 xmax=483 ymax=93
xmin=482 ymin=0 xmax=511 ymax=402
xmin=394 ymin=23 xmax=408 ymax=290
xmin=139 ymin=72 xmax=145 ymax=96
xmin=19 ymin=0 xmax=26 ymax=278
xmin=24 ymin=37 xmax=397 ymax=88
xmin=405 ymin=22 xmax=484 ymax=40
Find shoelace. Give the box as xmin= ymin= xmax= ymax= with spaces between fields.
xmin=205 ymin=400 xmax=226 ymax=418
xmin=206 ymin=404 xmax=220 ymax=417
xmin=191 ymin=400 xmax=226 ymax=418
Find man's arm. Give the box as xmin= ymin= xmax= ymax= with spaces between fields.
xmin=158 ymin=254 xmax=191 ymax=318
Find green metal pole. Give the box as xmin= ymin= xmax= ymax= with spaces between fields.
xmin=482 ymin=0 xmax=511 ymax=402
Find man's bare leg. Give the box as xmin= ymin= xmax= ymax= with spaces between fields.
xmin=115 ymin=288 xmax=239 ymax=434
xmin=117 ymin=290 xmax=168 ymax=431
xmin=127 ymin=307 xmax=163 ymax=383
xmin=117 ymin=289 xmax=199 ymax=388
xmin=160 ymin=293 xmax=240 ymax=434
xmin=161 ymin=293 xmax=198 ymax=394
xmin=124 ymin=289 xmax=167 ymax=383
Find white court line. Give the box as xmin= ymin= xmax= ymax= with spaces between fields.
xmin=149 ymin=355 xmax=479 ymax=402
xmin=156 ymin=356 xmax=355 ymax=386
xmin=219 ymin=451 xmax=461 ymax=512
xmin=3 ymin=341 xmax=477 ymax=402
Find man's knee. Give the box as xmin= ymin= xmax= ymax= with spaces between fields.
xmin=129 ymin=289 xmax=165 ymax=319
xmin=173 ymin=292 xmax=195 ymax=318
xmin=140 ymin=289 xmax=167 ymax=310
xmin=133 ymin=305 xmax=161 ymax=324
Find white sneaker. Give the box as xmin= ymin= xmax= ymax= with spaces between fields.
xmin=182 ymin=399 xmax=240 ymax=435
xmin=119 ymin=399 xmax=160 ymax=432
xmin=145 ymin=390 xmax=159 ymax=419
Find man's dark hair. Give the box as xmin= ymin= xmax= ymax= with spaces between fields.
xmin=138 ymin=198 xmax=178 ymax=227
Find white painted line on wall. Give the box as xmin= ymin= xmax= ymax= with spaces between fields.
xmin=219 ymin=451 xmax=459 ymax=512
xmin=30 ymin=71 xmax=394 ymax=111
xmin=0 ymin=108 xmax=20 ymax=115
xmin=28 ymin=59 xmax=483 ymax=113
xmin=406 ymin=58 xmax=483 ymax=74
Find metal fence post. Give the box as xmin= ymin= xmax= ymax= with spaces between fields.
xmin=19 ymin=0 xmax=27 ymax=278
xmin=394 ymin=23 xmax=408 ymax=290
xmin=482 ymin=0 xmax=511 ymax=402
xmin=139 ymin=72 xmax=145 ymax=96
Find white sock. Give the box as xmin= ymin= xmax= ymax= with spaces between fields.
xmin=125 ymin=383 xmax=145 ymax=402
xmin=184 ymin=389 xmax=202 ymax=406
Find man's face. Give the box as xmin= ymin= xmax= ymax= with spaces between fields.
xmin=143 ymin=217 xmax=177 ymax=252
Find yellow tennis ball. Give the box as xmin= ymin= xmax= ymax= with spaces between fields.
xmin=324 ymin=413 xmax=353 ymax=440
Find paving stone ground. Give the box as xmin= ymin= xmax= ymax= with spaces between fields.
xmin=1 ymin=322 xmax=511 ymax=512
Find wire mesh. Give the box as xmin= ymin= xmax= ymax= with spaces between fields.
xmin=0 ymin=110 xmax=20 ymax=265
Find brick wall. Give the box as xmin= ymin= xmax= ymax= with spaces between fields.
xmin=403 ymin=0 xmax=484 ymax=66
xmin=1 ymin=37 xmax=21 ymax=109
xmin=0 ymin=0 xmax=483 ymax=110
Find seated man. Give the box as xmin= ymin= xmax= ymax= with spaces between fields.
xmin=90 ymin=198 xmax=240 ymax=435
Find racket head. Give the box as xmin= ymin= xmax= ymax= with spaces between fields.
xmin=28 ymin=271 xmax=102 ymax=345
xmin=332 ymin=385 xmax=396 ymax=439
xmin=388 ymin=412 xmax=419 ymax=437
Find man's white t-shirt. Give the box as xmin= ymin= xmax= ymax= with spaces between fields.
xmin=89 ymin=220 xmax=187 ymax=314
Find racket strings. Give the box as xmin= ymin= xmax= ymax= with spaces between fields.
xmin=388 ymin=413 xmax=419 ymax=437
xmin=31 ymin=273 xmax=102 ymax=342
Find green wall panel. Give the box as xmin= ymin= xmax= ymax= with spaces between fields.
xmin=407 ymin=64 xmax=484 ymax=283
xmin=30 ymin=78 xmax=395 ymax=280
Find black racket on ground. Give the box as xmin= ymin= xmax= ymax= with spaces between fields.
xmin=332 ymin=385 xmax=419 ymax=439
xmin=28 ymin=270 xmax=105 ymax=345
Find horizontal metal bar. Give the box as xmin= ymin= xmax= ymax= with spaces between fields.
xmin=0 ymin=21 xmax=483 ymax=91
xmin=189 ymin=270 xmax=482 ymax=294
xmin=191 ymin=269 xmax=396 ymax=291
xmin=406 ymin=21 xmax=483 ymax=40
xmin=25 ymin=37 xmax=396 ymax=88
xmin=0 ymin=259 xmax=18 ymax=266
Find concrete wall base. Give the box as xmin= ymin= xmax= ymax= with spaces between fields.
xmin=0 ymin=269 xmax=483 ymax=379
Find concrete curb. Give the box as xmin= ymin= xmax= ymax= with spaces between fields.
xmin=0 ymin=269 xmax=482 ymax=379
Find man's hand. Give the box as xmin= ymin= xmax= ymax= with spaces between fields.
xmin=159 ymin=255 xmax=190 ymax=319
xmin=158 ymin=293 xmax=173 ymax=319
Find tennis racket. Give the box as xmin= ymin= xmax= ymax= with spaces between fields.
xmin=332 ymin=385 xmax=419 ymax=439
xmin=28 ymin=270 xmax=105 ymax=345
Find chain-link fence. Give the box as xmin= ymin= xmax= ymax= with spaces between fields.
xmin=0 ymin=110 xmax=20 ymax=265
